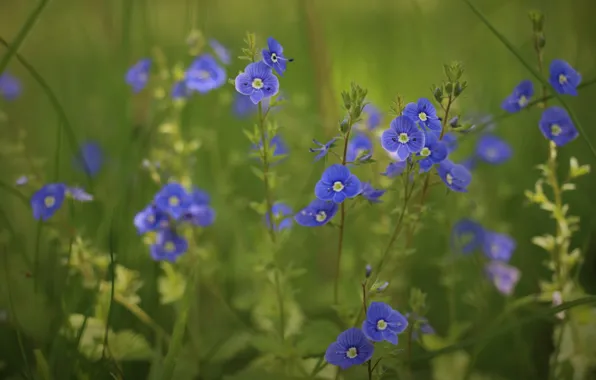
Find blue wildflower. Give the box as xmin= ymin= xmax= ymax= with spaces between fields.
xmin=381 ymin=160 xmax=407 ymax=178
xmin=377 ymin=281 xmax=389 ymax=292
xmin=483 ymin=231 xmax=515 ymax=262
xmin=361 ymin=182 xmax=385 ymax=203
xmin=539 ymin=106 xmax=578 ymax=147
xmin=0 ymin=72 xmax=22 ymax=100
xmin=15 ymin=175 xmax=28 ymax=186
xmin=362 ymin=302 xmax=408 ymax=345
xmin=235 ymin=62 xmax=280 ymax=104
xmin=73 ymin=141 xmax=104 ymax=177
xmin=405 ymin=312 xmax=435 ymax=340
xmin=475 ymin=135 xmax=512 ymax=165
xmin=309 ymin=138 xmax=337 ymax=161
xmin=364 ymin=104 xmax=382 ymax=130
xmin=403 ymin=98 xmax=442 ymax=133
xmin=365 ymin=264 xmax=372 ymax=278
xmin=294 ymin=199 xmax=338 ymax=227
xmin=134 ymin=205 xmax=168 ymax=234
xmin=209 ymin=39 xmax=231 ymax=65
xmin=262 ymin=37 xmax=288 ymax=76
xmin=381 ymin=116 xmax=425 ymax=160
xmin=437 ymin=159 xmax=472 ymax=192
xmin=154 ymin=183 xmax=192 ymax=220
xmin=325 ymin=328 xmax=374 ymax=370
xmin=459 ymin=156 xmax=477 ymax=172
xmin=150 ymin=229 xmax=188 ymax=262
xmin=171 ymin=80 xmax=191 ymax=99
xmin=253 ymin=134 xmax=288 ymax=163
xmin=346 ymin=133 xmax=373 ymax=163
xmin=125 ymin=59 xmax=151 ymax=93
xmin=66 ymin=187 xmax=93 ymax=202
xmin=442 ymin=132 xmax=458 ymax=153
xmin=485 ymin=261 xmax=521 ymax=296
xmin=451 ymin=218 xmax=485 ymax=254
xmin=31 ymin=183 xmax=66 ymax=221
xmin=549 ymin=59 xmax=581 ymax=96
xmin=186 ymin=187 xmax=215 ymax=227
xmin=185 ymin=54 xmax=227 ymax=94
xmin=265 ymin=202 xmax=293 ymax=231
xmin=501 ymin=80 xmax=534 ymax=113
xmin=315 ymin=164 xmax=362 ymax=204
xmin=418 ymin=132 xmax=448 ymax=172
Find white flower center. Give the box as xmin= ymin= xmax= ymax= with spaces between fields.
xmin=486 ymin=148 xmax=497 ymax=158
xmin=169 ymin=196 xmax=180 ymax=207
xmin=332 ymin=181 xmax=344 ymax=192
xmin=420 ymin=147 xmax=431 ymax=157
xmin=398 ymin=133 xmax=409 ymax=144
xmin=315 ymin=211 xmax=327 ymax=222
xmin=558 ymin=74 xmax=568 ymax=85
xmin=377 ymin=319 xmax=388 ymax=331
xmin=164 ymin=241 xmax=175 ymax=252
xmin=271 ymin=53 xmax=278 ymax=63
xmin=190 ymin=70 xmax=210 ymax=80
xmin=346 ymin=347 xmax=358 ymax=359
xmin=418 ymin=112 xmax=428 ymax=121
xmin=252 ymin=78 xmax=264 ymax=89
xmin=518 ymin=95 xmax=528 ymax=107
xmin=147 ymin=214 xmax=155 ymax=223
xmin=446 ymin=173 xmax=454 ymax=185
xmin=44 ymin=196 xmax=56 ymax=207
xmin=551 ymin=124 xmax=562 ymax=136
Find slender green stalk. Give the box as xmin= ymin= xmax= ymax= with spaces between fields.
xmin=257 ymin=102 xmax=277 ymax=245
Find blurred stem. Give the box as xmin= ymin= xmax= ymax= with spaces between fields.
xmin=113 ymin=294 xmax=171 ymax=344
xmin=367 ymin=360 xmax=373 ymax=380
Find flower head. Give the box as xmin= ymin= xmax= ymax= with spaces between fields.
xmin=475 ymin=135 xmax=512 ymax=165
xmin=262 ymin=37 xmax=288 ymax=76
xmin=235 ymin=62 xmax=280 ymax=104
xmin=31 ymin=183 xmax=67 ymax=221
xmin=403 ymin=98 xmax=442 ymax=133
xmin=0 ymin=72 xmax=22 ymax=101
xmin=125 ymin=58 xmax=151 ymax=93
xmin=209 ymin=39 xmax=231 ymax=65
xmin=73 ymin=141 xmax=104 ymax=177
xmin=185 ymin=54 xmax=227 ymax=94
xmin=363 ymin=103 xmax=382 ymax=130
xmin=362 ymin=302 xmax=408 ymax=345
xmin=150 ymin=229 xmax=188 ymax=262
xmin=381 ymin=116 xmax=425 ymax=160
xmin=185 ymin=187 xmax=215 ymax=227
xmin=66 ymin=187 xmax=93 ymax=202
xmin=15 ymin=175 xmax=28 ymax=186
xmin=539 ymin=106 xmax=578 ymax=147
xmin=485 ymin=261 xmax=521 ymax=296
xmin=361 ymin=182 xmax=385 ymax=203
xmin=314 ymin=164 xmax=362 ymax=204
xmin=405 ymin=312 xmax=435 ymax=340
xmin=483 ymin=231 xmax=515 ymax=262
xmin=154 ymin=183 xmax=192 ymax=220
xmin=451 ymin=218 xmax=485 ymax=254
xmin=346 ymin=133 xmax=373 ymax=163
xmin=418 ymin=132 xmax=448 ymax=172
xmin=252 ymin=134 xmax=288 ymax=163
xmin=171 ymin=80 xmax=191 ymax=99
xmin=294 ymin=199 xmax=338 ymax=227
xmin=265 ymin=202 xmax=293 ymax=231
xmin=381 ymin=160 xmax=407 ymax=178
xmin=549 ymin=59 xmax=581 ymax=96
xmin=309 ymin=138 xmax=337 ymax=161
xmin=134 ymin=205 xmax=168 ymax=234
xmin=325 ymin=328 xmax=374 ymax=370
xmin=501 ymin=80 xmax=534 ymax=113
xmin=437 ymin=159 xmax=472 ymax=192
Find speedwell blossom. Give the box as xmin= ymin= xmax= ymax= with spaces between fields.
xmin=538 ymin=106 xmax=578 ymax=147
xmin=314 ymin=164 xmax=362 ymax=204
xmin=346 ymin=133 xmax=373 ymax=163
xmin=549 ymin=59 xmax=581 ymax=96
xmin=309 ymin=138 xmax=337 ymax=161
xmin=418 ymin=131 xmax=448 ymax=172
xmin=265 ymin=202 xmax=293 ymax=231
xmin=483 ymin=231 xmax=516 ymax=262
xmin=485 ymin=261 xmax=521 ymax=296
xmin=235 ymin=62 xmax=279 ymax=104
xmin=185 ymin=54 xmax=227 ymax=94
xmin=261 ymin=37 xmax=288 ymax=76
xmin=325 ymin=328 xmax=374 ymax=370
xmin=150 ymin=229 xmax=188 ymax=262
xmin=294 ymin=199 xmax=338 ymax=227
xmin=381 ymin=116 xmax=425 ymax=161
xmin=475 ymin=135 xmax=512 ymax=165
xmin=501 ymin=79 xmax=534 ymax=113
xmin=450 ymin=218 xmax=485 ymax=254
xmin=437 ymin=159 xmax=472 ymax=192
xmin=125 ymin=58 xmax=151 ymax=93
xmin=403 ymin=98 xmax=442 ymax=133
xmin=362 ymin=302 xmax=408 ymax=345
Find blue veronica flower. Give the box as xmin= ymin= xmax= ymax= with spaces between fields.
xmin=315 ymin=164 xmax=362 ymax=204
xmin=125 ymin=58 xmax=151 ymax=93
xmin=154 ymin=183 xmax=192 ymax=220
xmin=15 ymin=175 xmax=28 ymax=186
xmin=294 ymin=199 xmax=338 ymax=227
xmin=185 ymin=54 xmax=227 ymax=94
xmin=66 ymin=187 xmax=93 ymax=202
xmin=346 ymin=133 xmax=373 ymax=163
xmin=262 ymin=37 xmax=288 ymax=76
xmin=485 ymin=261 xmax=521 ymax=296
xmin=475 ymin=134 xmax=512 ymax=165
xmin=209 ymin=39 xmax=231 ymax=65
xmin=377 ymin=281 xmax=389 ymax=292
xmin=403 ymin=98 xmax=442 ymax=133
xmin=405 ymin=312 xmax=435 ymax=341
xmin=235 ymin=61 xmax=280 ymax=104
xmin=0 ymin=72 xmax=22 ymax=101
xmin=451 ymin=218 xmax=485 ymax=254
xmin=362 ymin=302 xmax=408 ymax=345
xmin=501 ymin=80 xmax=534 ymax=113
xmin=418 ymin=132 xmax=448 ymax=172
xmin=265 ymin=202 xmax=293 ymax=231
xmin=233 ymin=93 xmax=272 ymax=118
xmin=309 ymin=138 xmax=337 ymax=161
xmin=381 ymin=116 xmax=425 ymax=160
xmin=361 ymin=182 xmax=385 ymax=203
xmin=364 ymin=103 xmax=382 ymax=130
xmin=150 ymin=229 xmax=188 ymax=262
xmin=31 ymin=183 xmax=67 ymax=221
xmin=442 ymin=132 xmax=458 ymax=153
xmin=171 ymin=80 xmax=191 ymax=99
xmin=73 ymin=141 xmax=104 ymax=177
xmin=325 ymin=327 xmax=374 ymax=370
xmin=539 ymin=106 xmax=578 ymax=147
xmin=437 ymin=159 xmax=472 ymax=192
xmin=549 ymin=59 xmax=581 ymax=96
xmin=381 ymin=160 xmax=407 ymax=178
xmin=185 ymin=187 xmax=215 ymax=227
xmin=134 ymin=205 xmax=169 ymax=234
xmin=482 ymin=231 xmax=515 ymax=262
xmin=252 ymin=134 xmax=289 ymax=164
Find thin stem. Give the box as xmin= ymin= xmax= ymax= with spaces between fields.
xmin=113 ymin=293 xmax=171 ymax=343
xmin=367 ymin=360 xmax=373 ymax=380
xmin=257 ymin=102 xmax=276 ymax=244
xmin=362 ymin=281 xmax=368 ymax=317
xmin=273 ymin=269 xmax=286 ymax=342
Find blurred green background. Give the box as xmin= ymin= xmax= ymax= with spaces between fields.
xmin=1 ymin=0 xmax=596 ymax=379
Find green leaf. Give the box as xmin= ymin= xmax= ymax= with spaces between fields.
xmin=33 ymin=349 xmax=52 ymax=380
xmin=109 ymin=330 xmax=153 ymax=361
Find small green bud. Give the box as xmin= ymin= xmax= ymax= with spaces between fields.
xmin=454 ymin=81 xmax=467 ymax=97
xmin=528 ymin=10 xmax=545 ymax=33
xmin=537 ymin=33 xmax=546 ymax=48
xmin=445 ymin=82 xmax=453 ymax=95
xmin=408 ymin=288 xmax=427 ymax=315
xmin=432 ymin=86 xmax=443 ymax=102
xmin=443 ymin=61 xmax=465 ymax=82
xmin=339 ymin=119 xmax=350 ymax=134
xmin=341 ymin=91 xmax=351 ymax=110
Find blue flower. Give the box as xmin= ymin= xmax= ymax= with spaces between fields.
xmin=186 ymin=187 xmax=215 ymax=227
xmin=475 ymin=135 xmax=512 ymax=165
xmin=381 ymin=116 xmax=425 ymax=160
xmin=66 ymin=187 xmax=93 ymax=202
xmin=365 ymin=264 xmax=372 ymax=278
xmin=235 ymin=62 xmax=280 ymax=104
xmin=31 ymin=183 xmax=66 ymax=221
xmin=171 ymin=80 xmax=191 ymax=99
xmin=185 ymin=54 xmax=227 ymax=94
xmin=0 ymin=72 xmax=22 ymax=101
xmin=451 ymin=218 xmax=485 ymax=254
xmin=134 ymin=205 xmax=168 ymax=234
xmin=361 ymin=182 xmax=385 ymax=203
xmin=252 ymin=134 xmax=288 ymax=163
xmin=15 ymin=175 xmax=28 ymax=186
xmin=125 ymin=58 xmax=151 ymax=93
xmin=381 ymin=160 xmax=407 ymax=178
xmin=485 ymin=261 xmax=521 ymax=296
xmin=150 ymin=229 xmax=188 ymax=262
xmin=437 ymin=159 xmax=472 ymax=192
xmin=418 ymin=132 xmax=448 ymax=172
xmin=233 ymin=93 xmax=271 ymax=118
xmin=501 ymin=80 xmax=534 ymax=113
xmin=209 ymin=39 xmax=231 ymax=65
xmin=403 ymin=98 xmax=442 ymax=133
xmin=405 ymin=312 xmax=435 ymax=340
xmin=73 ymin=141 xmax=104 ymax=177
xmin=294 ymin=199 xmax=338 ymax=227
xmin=154 ymin=183 xmax=192 ymax=220
xmin=262 ymin=37 xmax=288 ymax=76
xmin=265 ymin=202 xmax=293 ymax=231
xmin=346 ymin=133 xmax=373 ymax=163
xmin=549 ymin=59 xmax=581 ymax=96
xmin=442 ymin=132 xmax=458 ymax=153
xmin=362 ymin=302 xmax=408 ymax=345
xmin=364 ymin=103 xmax=382 ymax=130
xmin=482 ymin=231 xmax=515 ymax=262
xmin=325 ymin=328 xmax=374 ymax=370
xmin=309 ymin=138 xmax=337 ymax=161
xmin=539 ymin=106 xmax=578 ymax=147
xmin=315 ymin=164 xmax=362 ymax=204
xmin=459 ymin=156 xmax=477 ymax=172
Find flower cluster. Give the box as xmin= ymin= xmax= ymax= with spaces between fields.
xmin=31 ymin=184 xmax=93 ymax=221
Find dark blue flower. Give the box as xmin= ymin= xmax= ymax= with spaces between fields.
xmin=381 ymin=116 xmax=425 ymax=160
xmin=262 ymin=37 xmax=288 ymax=76
xmin=309 ymin=138 xmax=337 ymax=161
xmin=73 ymin=141 xmax=104 ymax=177
xmin=66 ymin=187 xmax=93 ymax=202
xmin=451 ymin=218 xmax=485 ymax=254
xmin=150 ymin=229 xmax=188 ymax=262
xmin=361 ymin=182 xmax=385 ymax=203
xmin=134 ymin=205 xmax=168 ymax=234
xmin=325 ymin=328 xmax=374 ymax=370
xmin=186 ymin=187 xmax=215 ymax=227
xmin=185 ymin=54 xmax=227 ymax=94
xmin=235 ymin=62 xmax=280 ymax=104
xmin=501 ymin=80 xmax=534 ymax=113
xmin=442 ymin=132 xmax=458 ymax=153
xmin=315 ymin=164 xmax=362 ymax=204
xmin=125 ymin=59 xmax=151 ymax=93
xmin=154 ymin=183 xmax=192 ymax=220
xmin=482 ymin=231 xmax=515 ymax=262
xmin=209 ymin=39 xmax=231 ymax=65
xmin=294 ymin=199 xmax=338 ymax=227
xmin=346 ymin=133 xmax=373 ymax=163
xmin=485 ymin=261 xmax=520 ymax=296
xmin=475 ymin=134 xmax=512 ymax=164
xmin=31 ymin=183 xmax=66 ymax=221
xmin=403 ymin=98 xmax=442 ymax=133
xmin=0 ymin=72 xmax=22 ymax=101
xmin=437 ymin=159 xmax=472 ymax=192
xmin=362 ymin=302 xmax=408 ymax=345
xmin=418 ymin=132 xmax=448 ymax=172
xmin=171 ymin=80 xmax=191 ymax=99
xmin=381 ymin=160 xmax=407 ymax=178
xmin=539 ymin=106 xmax=578 ymax=147
xmin=364 ymin=103 xmax=382 ymax=130
xmin=549 ymin=59 xmax=581 ymax=96
xmin=265 ymin=202 xmax=293 ymax=231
